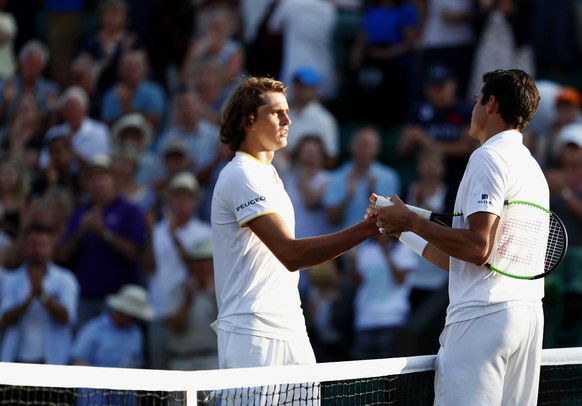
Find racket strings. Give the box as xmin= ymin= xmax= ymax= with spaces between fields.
xmin=489 ymin=204 xmax=550 ymax=277
xmin=546 ymin=216 xmax=567 ymax=271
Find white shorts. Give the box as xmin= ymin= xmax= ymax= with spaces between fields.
xmin=214 ymin=329 xmax=319 ymax=405
xmin=216 ymin=329 xmax=316 ymax=368
xmin=434 ymin=305 xmax=543 ymax=406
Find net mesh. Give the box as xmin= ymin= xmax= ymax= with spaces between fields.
xmin=0 ymin=348 xmax=580 ymax=405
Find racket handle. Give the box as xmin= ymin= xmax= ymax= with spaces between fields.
xmin=374 ymin=196 xmax=432 ymax=220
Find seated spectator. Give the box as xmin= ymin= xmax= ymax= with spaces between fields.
xmin=165 ymin=238 xmax=218 ymax=371
xmin=3 ymin=186 xmax=74 ymax=271
xmin=0 ymin=155 xmax=30 ymax=239
xmin=54 ymin=154 xmax=148 ymax=328
xmin=110 ymin=144 xmax=157 ymax=226
xmin=537 ymin=86 xmax=582 ymax=170
xmin=72 ymin=284 xmax=153 ymax=404
xmin=0 ymin=221 xmax=79 ymax=364
xmin=71 ymin=284 xmax=153 ymax=368
xmin=283 ymin=66 xmax=340 ymax=170
xmin=100 ymin=50 xmax=166 ymax=133
xmin=30 ymin=126 xmax=83 ymax=203
xmin=1 ymin=91 xmax=44 ymax=172
xmin=349 ymin=235 xmax=411 ymax=360
xmin=67 ymin=54 xmax=99 ymax=119
xmin=143 ymin=171 xmax=212 ymax=369
xmin=283 ymin=135 xmax=334 ymax=239
xmin=0 ymin=0 xmax=17 ymax=80
xmin=39 ymin=86 xmax=112 ymax=172
xmin=152 ymin=139 xmax=194 ymax=210
xmin=0 ymin=40 xmax=60 ymax=133
xmin=111 ymin=112 xmax=158 ymax=188
xmin=397 ymin=63 xmax=476 ymax=208
xmin=156 ymin=87 xmax=220 ymax=184
xmin=79 ymin=0 xmax=143 ymax=118
xmin=303 ymin=260 xmax=353 ymax=362
xmin=180 ymin=7 xmax=245 ymax=93
xmin=324 ymin=125 xmax=400 ymax=232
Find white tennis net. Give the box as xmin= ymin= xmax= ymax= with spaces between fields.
xmin=0 ymin=347 xmax=580 ymax=405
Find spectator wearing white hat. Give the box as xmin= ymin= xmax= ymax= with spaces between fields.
xmin=71 ymin=283 xmax=153 ymax=403
xmin=111 ymin=112 xmax=158 ymax=188
xmin=143 ymin=171 xmax=212 ymax=369
xmin=71 ymin=283 xmax=153 ymax=368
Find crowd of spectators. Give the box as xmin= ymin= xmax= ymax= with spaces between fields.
xmin=0 ymin=0 xmax=582 ymax=371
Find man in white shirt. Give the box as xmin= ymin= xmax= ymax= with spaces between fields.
xmin=40 ymin=86 xmax=111 ymax=169
xmin=144 ymin=171 xmax=211 ymax=369
xmin=374 ymin=69 xmax=546 ymax=405
xmin=211 ymin=76 xmax=378 ymax=372
xmin=285 ymin=66 xmax=339 ymax=168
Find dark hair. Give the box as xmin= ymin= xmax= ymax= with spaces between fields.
xmin=479 ymin=69 xmax=540 ymax=130
xmin=219 ymin=76 xmax=286 ymax=151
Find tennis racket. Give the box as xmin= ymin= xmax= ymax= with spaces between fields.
xmin=375 ymin=196 xmax=568 ymax=280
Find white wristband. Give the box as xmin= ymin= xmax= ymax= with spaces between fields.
xmin=399 ymin=231 xmax=428 ymax=257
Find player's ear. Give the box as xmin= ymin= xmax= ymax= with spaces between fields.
xmin=243 ymin=114 xmax=255 ymax=128
xmin=486 ymin=95 xmax=499 ymax=114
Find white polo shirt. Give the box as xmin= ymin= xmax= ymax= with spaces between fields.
xmin=211 ymin=152 xmax=307 ymax=340
xmin=446 ymin=130 xmax=547 ymax=326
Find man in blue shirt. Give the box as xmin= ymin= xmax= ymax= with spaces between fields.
xmin=0 ymin=221 xmax=79 ymax=364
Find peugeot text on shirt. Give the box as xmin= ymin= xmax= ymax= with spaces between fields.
xmin=236 ymin=196 xmax=267 ymax=212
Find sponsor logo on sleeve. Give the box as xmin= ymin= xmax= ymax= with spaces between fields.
xmin=236 ymin=196 xmax=267 ymax=212
xmin=477 ymin=193 xmax=492 ymax=205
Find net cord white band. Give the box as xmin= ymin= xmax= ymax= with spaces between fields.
xmin=0 ymin=348 xmax=581 ymax=394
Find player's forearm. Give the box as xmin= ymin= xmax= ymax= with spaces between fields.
xmin=407 ymin=215 xmax=491 ymax=266
xmin=283 ymin=217 xmax=379 ymax=271
xmin=423 ymin=243 xmax=450 ymax=271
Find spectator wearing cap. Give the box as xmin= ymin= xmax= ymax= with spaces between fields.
xmin=281 ymin=66 xmax=339 ymax=170
xmin=165 ymin=238 xmax=218 ymax=371
xmin=152 ymin=139 xmax=194 ymax=214
xmin=143 ymin=171 xmax=212 ymax=369
xmin=29 ymin=125 xmax=83 ymax=203
xmin=0 ymin=221 xmax=79 ymax=365
xmin=71 ymin=283 xmax=153 ymax=403
xmin=397 ymin=63 xmax=477 ymax=208
xmin=54 ymin=154 xmax=148 ymax=329
xmin=111 ymin=112 xmax=158 ymax=188
xmin=537 ymin=86 xmax=582 ymax=170
xmin=156 ymin=87 xmax=220 ymax=186
xmin=545 ymin=122 xmax=582 ymax=348
xmin=39 ymin=86 xmax=112 ymax=172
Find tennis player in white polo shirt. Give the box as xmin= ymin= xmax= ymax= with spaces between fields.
xmin=211 ymin=76 xmax=378 ymax=373
xmin=373 ymin=69 xmax=547 ymax=406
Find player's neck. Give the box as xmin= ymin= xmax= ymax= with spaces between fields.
xmin=239 ymin=148 xmax=275 ymax=165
